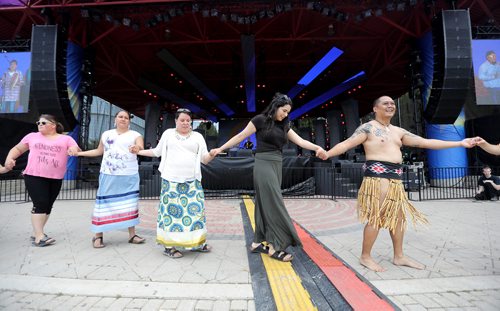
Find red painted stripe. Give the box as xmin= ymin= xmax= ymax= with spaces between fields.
xmin=92 ymin=211 xmax=139 ymax=221
xmin=294 ymin=223 xmax=394 ymax=311
xmin=92 ymin=215 xmax=139 ymax=225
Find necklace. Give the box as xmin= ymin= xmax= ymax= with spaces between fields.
xmin=374 ymin=119 xmax=391 ymax=132
xmin=175 ymin=130 xmax=191 ymax=141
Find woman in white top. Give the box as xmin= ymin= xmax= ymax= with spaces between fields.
xmin=136 ymin=108 xmax=215 ymax=258
xmin=71 ymin=110 xmax=145 ymax=248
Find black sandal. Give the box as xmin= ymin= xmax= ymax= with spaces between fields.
xmin=92 ymin=236 xmax=105 ymax=248
xmin=269 ymin=251 xmax=293 ymax=262
xmin=33 ymin=236 xmax=56 ymax=247
xmin=30 ymin=233 xmax=47 ymax=242
xmin=250 ymin=243 xmax=269 ymax=254
xmin=191 ymin=244 xmax=212 ymax=253
xmin=164 ymin=248 xmax=183 ymax=258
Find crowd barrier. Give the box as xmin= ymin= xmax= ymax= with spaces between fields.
xmin=1 ymin=164 xmax=495 ymax=203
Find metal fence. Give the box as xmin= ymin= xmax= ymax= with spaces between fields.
xmin=407 ymin=166 xmax=496 ymax=201
xmin=0 ymin=165 xmax=494 ymax=203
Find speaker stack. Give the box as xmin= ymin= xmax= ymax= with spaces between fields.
xmin=424 ymin=10 xmax=473 ymax=124
xmin=30 ymin=25 xmax=77 ymax=131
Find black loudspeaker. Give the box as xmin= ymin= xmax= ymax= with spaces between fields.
xmin=424 ymin=10 xmax=473 ymax=124
xmin=30 ymin=25 xmax=77 ymax=130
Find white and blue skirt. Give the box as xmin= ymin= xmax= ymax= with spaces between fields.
xmin=91 ymin=173 xmax=140 ymax=232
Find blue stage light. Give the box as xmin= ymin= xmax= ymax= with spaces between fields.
xmin=289 ymin=71 xmax=366 ymax=120
xmin=288 ymin=46 xmax=343 ymax=99
xmin=297 ymin=47 xmax=343 ymax=86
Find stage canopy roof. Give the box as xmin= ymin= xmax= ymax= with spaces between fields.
xmin=1 ymin=0 xmax=499 ymax=120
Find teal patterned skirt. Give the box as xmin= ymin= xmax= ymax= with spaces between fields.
xmin=157 ymin=178 xmax=207 ymax=250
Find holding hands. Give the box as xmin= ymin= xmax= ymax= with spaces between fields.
xmin=461 ymin=138 xmax=477 ymax=148
xmin=5 ymin=158 xmax=15 ymax=170
xmin=316 ymin=147 xmax=328 ymax=160
xmin=67 ymin=146 xmax=81 ymax=156
xmin=209 ymin=148 xmax=223 ymax=158
xmin=465 ymin=137 xmax=500 ymax=156
xmin=129 ymin=144 xmax=141 ymax=154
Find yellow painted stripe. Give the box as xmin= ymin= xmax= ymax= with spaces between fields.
xmin=242 ymin=197 xmax=317 ymax=311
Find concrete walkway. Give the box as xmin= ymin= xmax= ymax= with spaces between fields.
xmin=0 ymin=198 xmax=499 ymax=310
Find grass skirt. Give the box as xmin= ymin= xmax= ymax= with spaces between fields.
xmin=358 ymin=177 xmax=428 ymax=233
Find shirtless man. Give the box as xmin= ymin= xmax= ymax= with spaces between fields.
xmin=325 ymin=95 xmax=475 ymax=272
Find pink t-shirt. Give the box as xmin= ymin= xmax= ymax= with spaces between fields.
xmin=21 ymin=132 xmax=78 ymax=179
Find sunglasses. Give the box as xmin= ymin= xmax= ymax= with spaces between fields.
xmin=177 ymin=108 xmax=191 ymax=113
xmin=36 ymin=121 xmax=53 ymax=126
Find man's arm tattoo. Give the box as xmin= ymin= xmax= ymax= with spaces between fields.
xmin=348 ymin=123 xmax=372 ymax=140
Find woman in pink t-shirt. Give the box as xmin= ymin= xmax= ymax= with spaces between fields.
xmin=5 ymin=114 xmax=80 ymax=247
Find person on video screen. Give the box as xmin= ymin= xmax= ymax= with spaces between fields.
xmin=1 ymin=60 xmax=25 ymax=113
xmin=478 ymin=51 xmax=500 ymax=104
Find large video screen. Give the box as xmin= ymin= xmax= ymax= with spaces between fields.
xmin=0 ymin=51 xmax=31 ymax=113
xmin=472 ymin=39 xmax=500 ymax=106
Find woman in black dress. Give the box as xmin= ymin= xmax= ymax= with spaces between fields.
xmin=210 ymin=93 xmax=327 ymax=261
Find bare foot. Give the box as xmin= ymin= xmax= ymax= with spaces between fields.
xmin=393 ymin=256 xmax=425 ymax=270
xmin=360 ymin=256 xmax=386 ymax=272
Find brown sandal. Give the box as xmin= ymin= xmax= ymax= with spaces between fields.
xmin=128 ymin=234 xmax=145 ymax=244
xmin=92 ymin=236 xmax=105 ymax=248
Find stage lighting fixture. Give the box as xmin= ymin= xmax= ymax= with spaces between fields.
xmin=386 ymin=3 xmax=395 ymax=11
xmin=297 ymin=46 xmax=343 ymax=86
xmin=306 ymin=2 xmax=314 ymax=10
xmin=122 ymin=18 xmax=131 ymax=26
xmin=238 ymin=17 xmax=245 ymax=24
xmin=155 ymin=14 xmax=163 ymax=22
xmin=92 ymin=14 xmax=101 ymax=22
xmin=250 ymin=15 xmax=257 ymax=24
xmin=220 ymin=14 xmax=228 ymax=22
xmin=284 ymin=3 xmax=292 ymax=11
xmin=80 ymin=9 xmax=89 ymax=18
xmin=169 ymin=9 xmax=176 ymax=17
xmin=105 ymin=14 xmax=113 ymax=22
xmin=276 ymin=4 xmax=283 ymax=13
xmin=397 ymin=2 xmax=406 ymax=11
xmin=164 ymin=28 xmax=171 ymax=40
xmin=211 ymin=9 xmax=218 ymax=17
xmin=192 ymin=3 xmax=199 ymax=12
xmin=327 ymin=24 xmax=334 ymax=36
xmin=231 ymin=14 xmax=238 ymax=22
xmin=363 ymin=9 xmax=372 ymax=18
xmin=267 ymin=10 xmax=275 ymax=18
xmin=322 ymin=8 xmax=330 ymax=16
xmin=258 ymin=11 xmax=266 ymax=19
xmin=202 ymin=9 xmax=209 ymax=18
xmin=374 ymin=8 xmax=383 ymax=16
